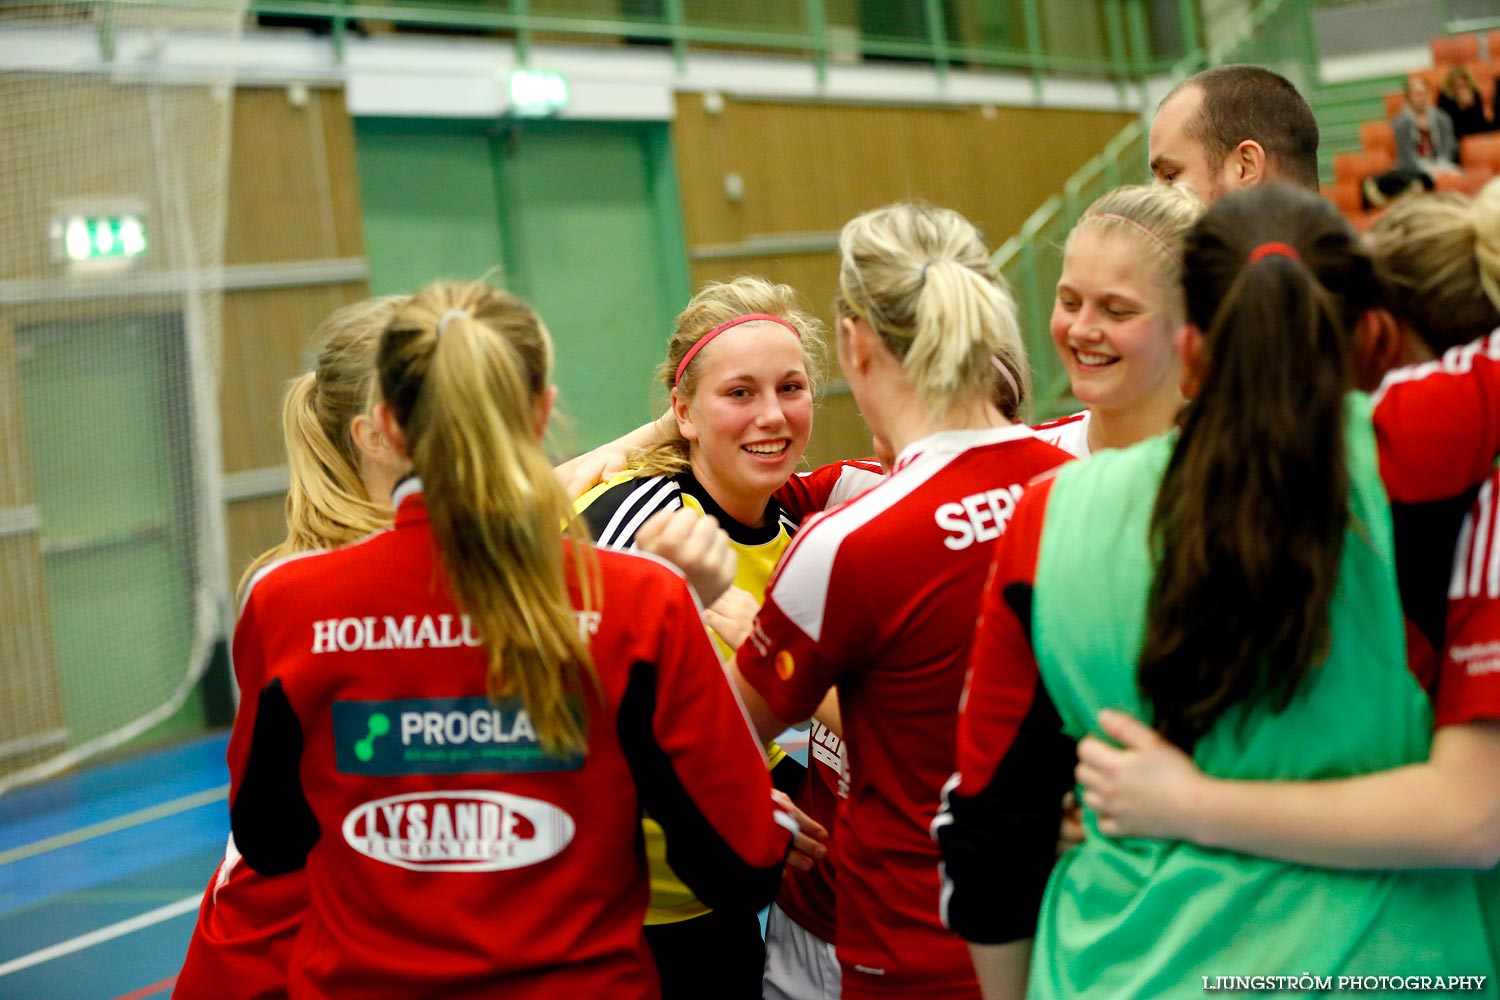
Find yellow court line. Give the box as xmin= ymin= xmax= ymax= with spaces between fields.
xmin=0 ymin=784 xmax=228 ymax=867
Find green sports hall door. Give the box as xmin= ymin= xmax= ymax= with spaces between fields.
xmin=355 ymin=118 xmax=691 ymax=455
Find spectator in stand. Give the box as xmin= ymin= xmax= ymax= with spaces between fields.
xmin=1394 ymin=74 xmax=1460 ymax=178
xmin=1438 ymin=65 xmax=1497 ymax=150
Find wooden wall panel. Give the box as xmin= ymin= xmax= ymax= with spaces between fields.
xmin=675 ymin=92 xmax=1134 ymax=465
xmin=804 ymin=390 xmax=876 ymax=470
xmin=220 ymin=86 xmax=370 ymax=599
xmin=219 ymin=281 xmax=371 ymax=475
xmin=227 ymin=494 xmax=291 ymax=596
xmin=675 ymin=93 xmax=1135 ymax=249
xmin=226 ymin=88 xmax=367 ymax=265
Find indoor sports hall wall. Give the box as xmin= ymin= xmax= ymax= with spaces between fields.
xmin=353 ymin=117 xmax=691 ymax=459
xmin=671 ymin=93 xmax=1136 ymax=465
xmin=218 ymin=86 xmax=371 ymax=598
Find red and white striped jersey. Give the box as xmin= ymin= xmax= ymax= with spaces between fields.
xmin=1374 ymin=329 xmax=1500 ymax=504
xmin=737 ymin=425 xmax=1070 ymax=999
xmin=1441 ymin=466 xmax=1500 ymax=728
xmin=1032 ymin=410 xmax=1092 ymax=458
xmin=776 ymin=458 xmax=886 ymax=521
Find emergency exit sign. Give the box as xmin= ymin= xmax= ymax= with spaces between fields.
xmin=51 ymin=212 xmax=148 ymax=265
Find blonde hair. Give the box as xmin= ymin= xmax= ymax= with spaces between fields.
xmin=1364 ymin=179 xmax=1500 ymax=354
xmin=378 ymin=281 xmax=599 ymax=756
xmin=630 ymin=275 xmax=827 ymax=478
xmin=239 ymin=296 xmax=408 ymax=597
xmin=1069 ymin=183 xmax=1205 ymax=325
xmin=837 ymin=202 xmax=1028 ymax=418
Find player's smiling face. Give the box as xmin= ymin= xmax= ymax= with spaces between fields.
xmin=673 ymin=321 xmax=813 ymax=526
xmin=1050 ymin=227 xmax=1182 ymax=419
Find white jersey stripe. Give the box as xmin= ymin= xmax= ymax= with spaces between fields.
xmin=615 ymin=484 xmax=683 ymax=549
xmin=767 ymin=447 xmax=956 ymax=644
xmin=597 ymin=475 xmax=674 ymax=547
xmin=1451 ymin=510 xmax=1476 ymax=600
xmin=1468 ymin=479 xmax=1493 ymax=600
xmin=1487 ymin=489 xmax=1500 ymax=601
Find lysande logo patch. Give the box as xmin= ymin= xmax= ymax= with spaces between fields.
xmin=342 ymin=790 xmax=575 ymax=872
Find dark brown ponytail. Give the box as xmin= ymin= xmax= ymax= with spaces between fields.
xmin=1139 ymin=185 xmax=1380 ymax=751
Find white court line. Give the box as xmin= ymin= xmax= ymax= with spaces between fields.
xmin=0 ymin=894 xmax=201 ymax=977
xmin=0 ymin=785 xmax=228 ymax=866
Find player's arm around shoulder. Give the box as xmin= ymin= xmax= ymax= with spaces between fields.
xmin=609 ymin=551 xmax=794 ymax=912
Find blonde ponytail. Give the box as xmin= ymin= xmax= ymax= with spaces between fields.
xmin=379 ymin=282 xmax=599 ymax=757
xmin=1365 ymin=180 xmax=1500 ymax=354
xmin=837 ymin=202 xmax=1029 ymax=419
xmin=239 ymin=296 xmax=407 ymax=597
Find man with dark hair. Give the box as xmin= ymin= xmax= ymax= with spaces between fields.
xmin=1149 ymin=64 xmax=1320 ymax=202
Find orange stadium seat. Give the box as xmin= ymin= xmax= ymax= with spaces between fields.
xmin=1322 ymin=181 xmax=1363 ymax=215
xmin=1434 ymin=168 xmax=1495 ymax=196
xmin=1432 ymin=34 xmax=1480 ymax=67
xmin=1461 ymin=133 xmax=1500 ymax=171
xmin=1489 ymin=30 xmax=1500 ymax=60
xmin=1360 ymin=120 xmax=1397 ymax=158
xmin=1334 ymin=148 xmax=1394 ymax=184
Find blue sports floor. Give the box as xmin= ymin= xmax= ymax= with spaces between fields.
xmin=0 ymin=728 xmax=811 ymax=998
xmin=0 ymin=733 xmax=232 ymax=999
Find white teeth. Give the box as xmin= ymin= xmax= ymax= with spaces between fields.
xmin=1075 ymin=351 xmax=1118 ymax=366
xmin=745 ymin=442 xmax=787 ymax=455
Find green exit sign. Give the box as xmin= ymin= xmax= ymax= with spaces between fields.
xmin=509 ymin=69 xmax=568 ymax=117
xmin=52 ymin=213 xmax=148 ymax=264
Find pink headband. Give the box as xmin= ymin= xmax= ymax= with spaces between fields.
xmin=1089 ymin=212 xmax=1182 ymax=263
xmin=1249 ymin=241 xmax=1301 ymax=264
xmin=674 ymin=313 xmax=801 ymax=386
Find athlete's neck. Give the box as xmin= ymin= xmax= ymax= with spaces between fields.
xmin=687 ymin=463 xmax=771 ymax=529
xmin=879 ymin=390 xmax=1009 ymax=458
xmin=1087 ymin=392 xmax=1183 ymax=454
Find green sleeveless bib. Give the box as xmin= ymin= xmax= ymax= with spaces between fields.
xmin=1028 ymin=394 xmax=1494 ymax=998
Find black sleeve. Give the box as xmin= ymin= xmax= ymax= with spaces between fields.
xmin=770 ymin=751 xmax=806 ymax=799
xmin=1391 ymin=490 xmax=1476 ymax=653
xmin=935 ymin=583 xmax=1076 ymax=944
xmin=617 ymin=660 xmax=785 ymax=914
xmin=231 ymin=678 xmax=320 ymax=876
xmin=580 ymin=476 xmax=681 ymax=549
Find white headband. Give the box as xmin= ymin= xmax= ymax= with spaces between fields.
xmin=437 ymin=308 xmax=470 ymax=335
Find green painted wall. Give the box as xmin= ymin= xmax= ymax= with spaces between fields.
xmin=18 ymin=314 xmax=199 ymax=740
xmin=354 ymin=118 xmax=690 ymax=455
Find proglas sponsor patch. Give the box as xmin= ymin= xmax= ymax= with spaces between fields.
xmin=343 ymin=790 xmax=575 ymax=871
xmin=333 ymin=697 xmax=582 ymax=775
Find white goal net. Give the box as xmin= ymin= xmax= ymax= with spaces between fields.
xmin=0 ymin=0 xmax=245 ymax=792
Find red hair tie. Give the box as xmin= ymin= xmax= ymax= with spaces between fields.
xmin=673 ymin=313 xmax=801 ymax=386
xmin=1248 ymin=241 xmax=1300 ymax=264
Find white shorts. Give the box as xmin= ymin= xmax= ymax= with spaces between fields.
xmin=763 ymin=903 xmax=841 ymax=1000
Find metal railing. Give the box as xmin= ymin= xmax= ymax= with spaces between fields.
xmin=242 ymin=0 xmax=1200 ymax=87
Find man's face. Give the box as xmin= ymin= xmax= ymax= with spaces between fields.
xmin=1149 ymin=85 xmax=1231 ymax=204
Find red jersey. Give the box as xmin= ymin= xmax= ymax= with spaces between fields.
xmin=738 ymin=426 xmax=1070 ymax=999
xmin=942 ymin=328 xmax=1500 ymax=946
xmin=1031 ymin=410 xmax=1091 ymax=458
xmin=776 ymin=459 xmax=886 ymax=520
xmin=1374 ymin=329 xmax=1500 ymax=504
xmin=229 ymin=481 xmax=792 ymax=1000
xmin=176 ymin=547 xmax=327 ymax=1000
xmin=771 ymin=458 xmax=883 ymax=947
xmin=1440 ymin=467 xmax=1500 ymax=727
